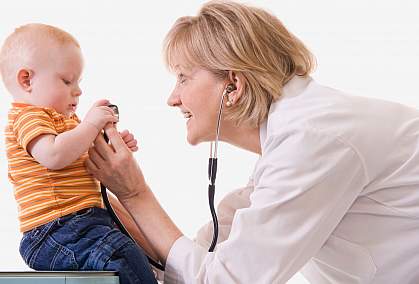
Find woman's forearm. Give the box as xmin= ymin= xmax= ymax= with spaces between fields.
xmin=85 ymin=127 xmax=183 ymax=263
xmin=108 ymin=194 xmax=160 ymax=260
xmin=120 ymin=186 xmax=183 ymax=264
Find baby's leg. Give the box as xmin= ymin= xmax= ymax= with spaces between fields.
xmin=19 ymin=219 xmax=78 ymax=271
xmin=60 ymin=207 xmax=157 ymax=284
xmin=20 ymin=207 xmax=157 ymax=284
xmin=89 ymin=231 xmax=158 ymax=284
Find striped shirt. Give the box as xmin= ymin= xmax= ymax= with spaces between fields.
xmin=5 ymin=103 xmax=103 ymax=232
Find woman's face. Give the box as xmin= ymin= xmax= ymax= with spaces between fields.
xmin=167 ymin=64 xmax=225 ymax=145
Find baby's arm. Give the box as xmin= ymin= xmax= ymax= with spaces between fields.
xmin=28 ymin=100 xmax=118 ymax=170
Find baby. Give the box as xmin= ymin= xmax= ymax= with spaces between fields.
xmin=0 ymin=24 xmax=157 ymax=284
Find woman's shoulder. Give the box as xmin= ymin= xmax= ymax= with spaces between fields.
xmin=260 ymin=79 xmax=419 ymax=185
xmin=267 ymin=78 xmax=419 ymax=142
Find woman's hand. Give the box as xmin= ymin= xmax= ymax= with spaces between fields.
xmin=85 ymin=123 xmax=148 ymax=201
xmin=87 ymin=124 xmax=183 ymax=264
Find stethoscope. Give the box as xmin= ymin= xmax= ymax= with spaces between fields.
xmin=101 ymin=83 xmax=236 ymax=271
xmin=208 ymin=83 xmax=236 ymax=252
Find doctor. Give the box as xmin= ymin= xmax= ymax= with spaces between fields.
xmin=86 ymin=1 xmax=419 ymax=283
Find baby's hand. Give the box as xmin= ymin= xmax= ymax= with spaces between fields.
xmin=120 ymin=129 xmax=139 ymax=152
xmin=84 ymin=99 xmax=119 ymax=131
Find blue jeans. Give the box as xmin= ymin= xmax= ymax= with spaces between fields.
xmin=19 ymin=207 xmax=157 ymax=284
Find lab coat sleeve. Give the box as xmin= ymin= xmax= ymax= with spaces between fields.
xmin=164 ymin=127 xmax=368 ymax=283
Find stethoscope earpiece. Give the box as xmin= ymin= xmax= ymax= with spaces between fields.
xmin=224 ymin=83 xmax=236 ymax=95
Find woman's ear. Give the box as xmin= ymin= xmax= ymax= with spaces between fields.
xmin=17 ymin=69 xmax=34 ymax=92
xmin=227 ymin=71 xmax=245 ymax=105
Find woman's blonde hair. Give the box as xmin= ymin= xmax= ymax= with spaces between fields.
xmin=163 ymin=0 xmax=315 ymax=127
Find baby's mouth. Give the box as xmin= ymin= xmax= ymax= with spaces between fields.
xmin=183 ymin=111 xmax=192 ymax=119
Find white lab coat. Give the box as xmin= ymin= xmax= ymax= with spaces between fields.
xmin=163 ymin=76 xmax=419 ymax=283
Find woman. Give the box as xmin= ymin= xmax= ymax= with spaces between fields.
xmin=86 ymin=1 xmax=419 ymax=283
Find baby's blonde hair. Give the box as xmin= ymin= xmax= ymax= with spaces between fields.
xmin=0 ymin=23 xmax=80 ymax=93
xmin=163 ymin=0 xmax=315 ymax=127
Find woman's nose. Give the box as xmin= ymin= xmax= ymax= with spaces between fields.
xmin=167 ymin=89 xmax=181 ymax=107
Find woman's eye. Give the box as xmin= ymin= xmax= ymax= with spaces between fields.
xmin=178 ymin=74 xmax=186 ymax=84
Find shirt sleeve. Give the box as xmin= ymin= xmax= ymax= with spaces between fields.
xmin=13 ymin=107 xmax=58 ymax=152
xmin=164 ymin=127 xmax=368 ymax=284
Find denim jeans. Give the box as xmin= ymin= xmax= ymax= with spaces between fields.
xmin=19 ymin=207 xmax=157 ymax=284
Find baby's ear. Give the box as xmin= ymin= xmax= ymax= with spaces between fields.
xmin=17 ymin=68 xmax=34 ymax=92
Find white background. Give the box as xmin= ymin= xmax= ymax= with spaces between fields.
xmin=1 ymin=1 xmax=418 ymax=283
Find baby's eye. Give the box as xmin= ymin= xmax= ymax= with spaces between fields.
xmin=62 ymin=79 xmax=71 ymax=85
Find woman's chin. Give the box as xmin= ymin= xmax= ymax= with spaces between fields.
xmin=186 ymin=133 xmax=200 ymax=146
xmin=186 ymin=123 xmax=213 ymax=145
xmin=187 ymin=131 xmax=215 ymax=146
xmin=186 ymin=129 xmax=208 ymax=146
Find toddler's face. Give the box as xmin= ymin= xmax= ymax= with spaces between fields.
xmin=29 ymin=43 xmax=83 ymax=118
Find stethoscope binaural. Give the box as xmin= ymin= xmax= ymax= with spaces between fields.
xmin=101 ymin=83 xmax=236 ymax=271
xmin=208 ymin=83 xmax=236 ymax=252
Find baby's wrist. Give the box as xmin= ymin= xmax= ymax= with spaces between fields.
xmin=81 ymin=120 xmax=101 ymax=132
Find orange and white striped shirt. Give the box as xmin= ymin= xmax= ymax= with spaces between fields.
xmin=5 ymin=103 xmax=103 ymax=232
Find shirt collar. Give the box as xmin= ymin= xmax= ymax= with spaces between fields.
xmin=11 ymin=102 xmax=33 ymax=108
xmin=10 ymin=102 xmax=79 ymax=121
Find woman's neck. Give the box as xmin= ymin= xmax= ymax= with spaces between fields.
xmin=220 ymin=121 xmax=261 ymax=155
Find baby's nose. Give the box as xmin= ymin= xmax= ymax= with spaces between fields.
xmin=73 ymin=89 xmax=82 ymax=97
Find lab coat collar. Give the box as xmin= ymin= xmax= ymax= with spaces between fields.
xmin=282 ymin=75 xmax=313 ymax=99
xmin=259 ymin=75 xmax=313 ymax=152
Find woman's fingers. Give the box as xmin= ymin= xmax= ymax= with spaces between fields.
xmin=85 ymin=155 xmax=99 ymax=175
xmin=86 ymin=124 xmax=146 ymax=200
xmin=88 ymin=146 xmax=104 ymax=169
xmin=105 ymin=124 xmax=129 ymax=153
xmin=93 ymin=132 xmax=115 ymax=160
